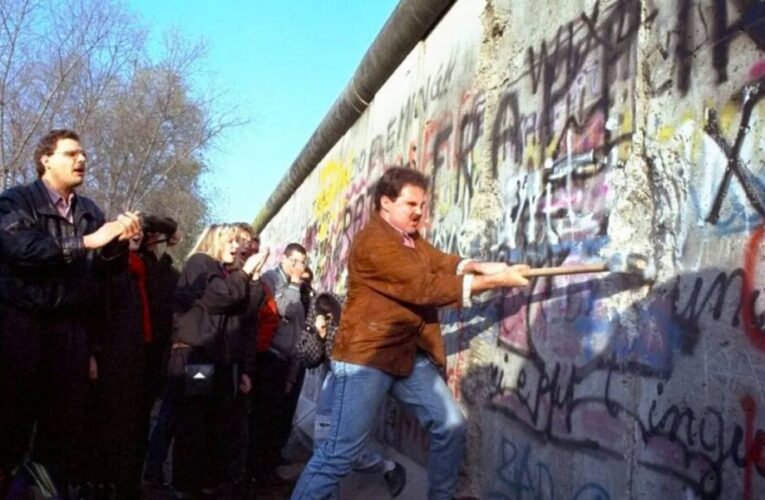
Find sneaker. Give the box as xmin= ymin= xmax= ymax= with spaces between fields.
xmin=383 ymin=462 xmax=406 ymax=497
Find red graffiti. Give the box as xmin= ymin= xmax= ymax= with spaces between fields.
xmin=751 ymin=59 xmax=765 ymax=81
xmin=742 ymin=225 xmax=765 ymax=352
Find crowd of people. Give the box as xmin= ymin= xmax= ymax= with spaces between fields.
xmin=0 ymin=130 xmax=531 ymax=500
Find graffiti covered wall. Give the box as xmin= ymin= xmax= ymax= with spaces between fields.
xmin=259 ymin=0 xmax=765 ymax=497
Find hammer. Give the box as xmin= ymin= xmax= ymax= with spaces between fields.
xmin=519 ymin=253 xmax=656 ymax=281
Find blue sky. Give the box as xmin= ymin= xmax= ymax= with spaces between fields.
xmin=128 ymin=0 xmax=398 ymax=222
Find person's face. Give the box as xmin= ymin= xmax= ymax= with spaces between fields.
xmin=315 ymin=309 xmax=333 ymax=336
xmin=236 ymin=237 xmax=258 ymax=262
xmin=282 ymin=251 xmax=307 ymax=277
xmin=381 ymin=184 xmax=426 ymax=235
xmin=41 ymin=138 xmax=87 ymax=191
xmin=144 ymin=231 xmax=161 ymax=247
xmin=128 ymin=230 xmax=144 ymax=251
xmin=221 ymin=236 xmax=240 ymax=264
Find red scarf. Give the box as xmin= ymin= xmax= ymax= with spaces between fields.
xmin=129 ymin=251 xmax=153 ymax=343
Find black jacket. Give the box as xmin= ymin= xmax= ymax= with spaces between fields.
xmin=296 ymin=293 xmax=340 ymax=369
xmin=226 ymin=278 xmax=266 ymax=377
xmin=143 ymin=251 xmax=180 ymax=347
xmin=0 ymin=179 xmax=126 ymax=313
xmin=172 ymin=253 xmax=251 ymax=366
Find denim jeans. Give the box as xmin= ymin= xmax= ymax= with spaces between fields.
xmin=291 ymin=353 xmax=466 ymax=500
xmin=312 ymin=369 xmax=387 ymax=499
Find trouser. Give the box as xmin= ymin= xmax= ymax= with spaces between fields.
xmin=143 ymin=387 xmax=176 ymax=482
xmin=169 ymin=348 xmax=247 ymax=492
xmin=0 ymin=303 xmax=90 ymax=487
xmin=249 ymin=351 xmax=304 ymax=475
xmin=291 ymin=353 xmax=466 ymax=500
xmin=312 ymin=369 xmax=387 ymax=500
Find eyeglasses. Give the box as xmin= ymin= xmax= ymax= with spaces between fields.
xmin=52 ymin=150 xmax=88 ymax=160
xmin=288 ymin=257 xmax=307 ymax=267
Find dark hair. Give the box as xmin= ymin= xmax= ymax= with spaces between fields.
xmin=284 ymin=242 xmax=307 ymax=257
xmin=373 ymin=167 xmax=429 ymax=211
xmin=34 ymin=129 xmax=80 ymax=178
xmin=232 ymin=222 xmax=257 ymax=240
xmin=315 ymin=293 xmax=342 ymax=323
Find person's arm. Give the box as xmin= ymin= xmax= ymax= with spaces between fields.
xmin=175 ymin=254 xmax=249 ymax=314
xmin=263 ymin=271 xmax=303 ymax=321
xmin=353 ymin=233 xmax=466 ymax=308
xmin=420 ymin=237 xmax=463 ymax=275
xmin=355 ymin=233 xmax=528 ymax=308
xmin=0 ymin=193 xmax=88 ymax=266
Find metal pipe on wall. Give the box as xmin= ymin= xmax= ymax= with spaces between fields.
xmin=252 ymin=0 xmax=455 ymax=233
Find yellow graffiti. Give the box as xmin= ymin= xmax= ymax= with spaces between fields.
xmin=312 ymin=159 xmax=352 ymax=241
xmin=719 ymin=100 xmax=740 ymax=136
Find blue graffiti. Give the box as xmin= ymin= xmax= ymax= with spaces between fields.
xmin=488 ymin=438 xmax=611 ymax=500
xmin=571 ymin=483 xmax=611 ymax=500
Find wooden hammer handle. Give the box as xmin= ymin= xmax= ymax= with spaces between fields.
xmin=521 ymin=263 xmax=608 ymax=278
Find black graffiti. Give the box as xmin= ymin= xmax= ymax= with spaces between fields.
xmin=672 ymin=0 xmax=765 ymax=95
xmin=476 ymin=354 xmax=765 ymax=499
xmin=491 ymin=91 xmax=523 ymax=176
xmin=711 ymin=0 xmax=765 ymax=86
xmin=431 ymin=123 xmax=453 ymax=183
xmin=456 ymin=104 xmax=483 ymax=204
xmin=644 ymin=382 xmax=765 ymax=498
xmin=386 ymin=56 xmax=458 ymax=156
xmin=704 ymin=78 xmax=765 ymax=225
xmin=671 ymin=269 xmax=745 ymax=337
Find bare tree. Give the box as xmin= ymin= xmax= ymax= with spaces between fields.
xmin=0 ymin=0 xmax=244 ymax=244
xmin=0 ymin=0 xmax=145 ymax=189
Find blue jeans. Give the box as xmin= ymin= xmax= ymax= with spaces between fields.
xmin=313 ymin=369 xmax=387 ymax=499
xmin=291 ymin=354 xmax=466 ymax=500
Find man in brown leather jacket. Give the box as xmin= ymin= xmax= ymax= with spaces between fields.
xmin=291 ymin=167 xmax=529 ymax=500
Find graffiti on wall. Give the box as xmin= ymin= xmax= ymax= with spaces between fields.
xmin=259 ymin=0 xmax=765 ymax=497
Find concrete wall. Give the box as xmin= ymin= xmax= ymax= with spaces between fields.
xmin=260 ymin=0 xmax=765 ymax=497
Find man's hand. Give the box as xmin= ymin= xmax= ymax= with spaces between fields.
xmin=243 ymin=247 xmax=270 ymax=278
xmin=83 ymin=211 xmax=141 ymax=249
xmin=471 ymin=264 xmax=531 ymax=293
xmin=289 ymin=260 xmax=306 ymax=284
xmin=315 ymin=314 xmax=328 ymax=338
xmin=496 ymin=264 xmax=531 ymax=287
xmin=116 ymin=212 xmax=142 ymax=241
xmin=239 ymin=373 xmax=252 ymax=394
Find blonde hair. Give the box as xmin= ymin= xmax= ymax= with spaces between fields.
xmin=187 ymin=223 xmax=238 ymax=262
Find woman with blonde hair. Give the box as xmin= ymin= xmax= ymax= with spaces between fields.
xmin=168 ymin=223 xmax=268 ymax=497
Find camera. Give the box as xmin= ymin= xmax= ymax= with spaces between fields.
xmin=140 ymin=214 xmax=178 ymax=236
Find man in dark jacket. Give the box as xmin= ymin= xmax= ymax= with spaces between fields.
xmin=0 ymin=129 xmax=141 ymax=493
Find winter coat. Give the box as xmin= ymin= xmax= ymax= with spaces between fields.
xmin=0 ymin=179 xmax=126 ymax=313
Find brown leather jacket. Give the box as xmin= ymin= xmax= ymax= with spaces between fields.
xmin=332 ymin=212 xmax=465 ymax=376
